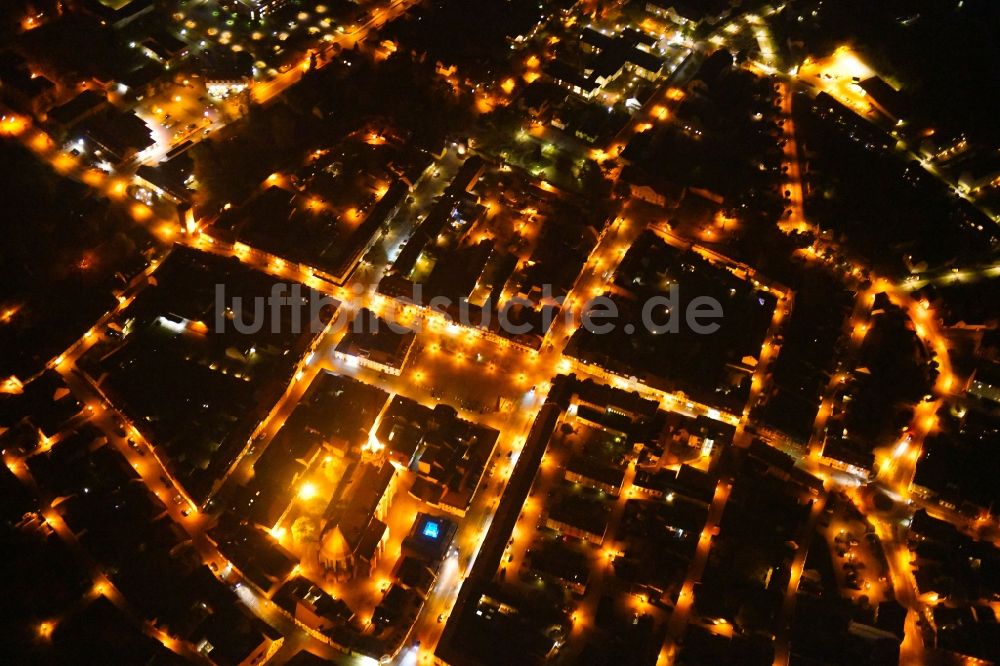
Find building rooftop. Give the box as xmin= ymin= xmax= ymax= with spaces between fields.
xmin=564 ymin=455 xmax=625 ymax=491
xmin=402 ymin=512 xmax=457 ymax=564
xmin=46 ymin=89 xmax=107 ymax=128
xmin=335 ymin=308 xmax=416 ymax=372
xmin=547 ymin=493 xmax=610 ymax=540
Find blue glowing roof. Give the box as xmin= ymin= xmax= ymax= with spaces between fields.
xmin=422 ymin=520 xmax=440 ymax=540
